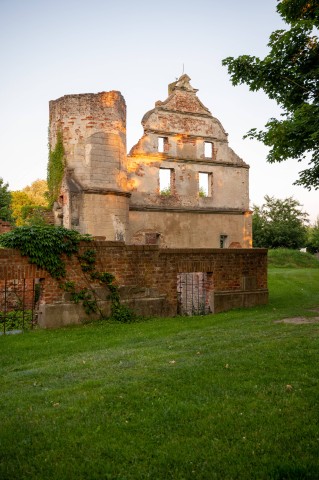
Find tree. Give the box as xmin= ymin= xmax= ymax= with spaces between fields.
xmin=222 ymin=0 xmax=319 ymax=190
xmin=252 ymin=195 xmax=308 ymax=248
xmin=11 ymin=179 xmax=49 ymax=226
xmin=0 ymin=177 xmax=12 ymax=222
xmin=306 ymin=216 xmax=319 ymax=253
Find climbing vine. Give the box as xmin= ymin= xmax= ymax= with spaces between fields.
xmin=62 ymin=248 xmax=136 ymax=322
xmin=0 ymin=226 xmax=92 ymax=279
xmin=47 ymin=130 xmax=65 ymax=207
xmin=0 ymin=225 xmax=135 ymax=322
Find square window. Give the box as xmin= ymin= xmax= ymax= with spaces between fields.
xmin=158 ymin=137 xmax=168 ymax=153
xmin=220 ymin=235 xmax=228 ymax=248
xmin=204 ymin=142 xmax=213 ymax=158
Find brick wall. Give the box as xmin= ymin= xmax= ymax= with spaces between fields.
xmin=0 ymin=242 xmax=268 ymax=327
xmin=0 ymin=220 xmax=12 ymax=234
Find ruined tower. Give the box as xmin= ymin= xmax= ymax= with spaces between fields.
xmin=49 ymin=91 xmax=130 ymax=240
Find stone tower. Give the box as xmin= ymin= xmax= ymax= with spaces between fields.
xmin=49 ymin=91 xmax=130 ymax=240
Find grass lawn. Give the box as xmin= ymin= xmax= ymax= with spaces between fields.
xmin=1 ymin=263 xmax=319 ymax=479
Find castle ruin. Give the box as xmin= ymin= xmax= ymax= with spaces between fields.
xmin=50 ymin=74 xmax=252 ymax=249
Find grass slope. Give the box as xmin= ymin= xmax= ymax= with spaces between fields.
xmin=1 ymin=267 xmax=319 ymax=479
xmin=268 ymin=247 xmax=319 ymax=269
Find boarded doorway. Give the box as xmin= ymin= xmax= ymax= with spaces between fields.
xmin=177 ymin=272 xmax=213 ymax=316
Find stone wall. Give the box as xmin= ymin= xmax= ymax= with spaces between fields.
xmin=0 ymin=243 xmax=268 ymax=328
xmin=49 ymin=91 xmax=130 ymax=240
xmin=127 ymin=74 xmax=252 ymax=248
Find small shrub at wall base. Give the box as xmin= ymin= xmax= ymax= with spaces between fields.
xmin=0 ymin=310 xmax=33 ymax=331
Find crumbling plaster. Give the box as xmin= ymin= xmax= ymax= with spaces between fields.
xmin=49 ymin=74 xmax=252 ymax=248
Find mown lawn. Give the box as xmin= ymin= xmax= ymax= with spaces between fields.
xmin=1 ymin=267 xmax=319 ymax=479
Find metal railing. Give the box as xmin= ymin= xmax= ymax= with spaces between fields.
xmin=0 ymin=278 xmax=41 ymax=334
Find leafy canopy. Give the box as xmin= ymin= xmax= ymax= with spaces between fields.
xmin=306 ymin=216 xmax=319 ymax=253
xmin=222 ymin=0 xmax=319 ymax=190
xmin=0 ymin=177 xmax=12 ymax=222
xmin=252 ymin=195 xmax=308 ymax=249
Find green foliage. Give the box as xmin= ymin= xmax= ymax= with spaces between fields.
xmin=268 ymin=247 xmax=319 ymax=268
xmin=0 ymin=310 xmax=33 ymax=331
xmin=0 ymin=177 xmax=12 ymax=222
xmin=306 ymin=216 xmax=319 ymax=253
xmin=20 ymin=205 xmax=49 ymax=226
xmin=62 ymin=248 xmax=136 ymax=322
xmin=47 ymin=131 xmax=65 ymax=207
xmin=0 ymin=226 xmax=91 ymax=279
xmin=160 ymin=186 xmax=171 ymax=196
xmin=222 ymin=0 xmax=319 ymax=189
xmin=0 ymin=225 xmax=134 ymax=321
xmin=11 ymin=180 xmax=49 ymax=226
xmin=60 ymin=281 xmax=98 ymax=315
xmin=82 ymin=256 xmax=136 ymax=323
xmin=253 ymin=195 xmax=308 ymax=248
xmin=199 ymin=187 xmax=206 ymax=197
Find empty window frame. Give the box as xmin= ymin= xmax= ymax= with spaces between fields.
xmin=204 ymin=141 xmax=213 ymax=158
xmin=199 ymin=172 xmax=211 ymax=197
xmin=158 ymin=136 xmax=168 ymax=153
xmin=220 ymin=235 xmax=228 ymax=249
xmin=159 ymin=168 xmax=172 ymax=195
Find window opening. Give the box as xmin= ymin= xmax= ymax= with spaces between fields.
xmin=199 ymin=172 xmax=210 ymax=197
xmin=159 ymin=168 xmax=171 ymax=195
xmin=204 ymin=142 xmax=213 ymax=158
xmin=220 ymin=235 xmax=228 ymax=249
xmin=158 ymin=137 xmax=168 ymax=153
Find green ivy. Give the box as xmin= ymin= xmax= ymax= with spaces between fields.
xmin=71 ymin=250 xmax=136 ymax=323
xmin=0 ymin=225 xmax=136 ymax=322
xmin=47 ymin=131 xmax=65 ymax=208
xmin=0 ymin=226 xmax=92 ymax=279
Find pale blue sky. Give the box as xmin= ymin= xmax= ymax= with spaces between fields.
xmin=0 ymin=0 xmax=317 ymax=222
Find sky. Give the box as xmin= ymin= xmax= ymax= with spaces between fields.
xmin=0 ymin=0 xmax=318 ymax=223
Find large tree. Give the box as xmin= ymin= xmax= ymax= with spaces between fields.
xmin=306 ymin=216 xmax=319 ymax=253
xmin=11 ymin=179 xmax=48 ymax=226
xmin=0 ymin=177 xmax=12 ymax=222
xmin=252 ymin=195 xmax=308 ymax=249
xmin=222 ymin=0 xmax=319 ymax=190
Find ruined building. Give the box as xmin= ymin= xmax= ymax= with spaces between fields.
xmin=49 ymin=74 xmax=252 ymax=248
xmin=0 ymin=74 xmax=268 ymax=329
xmin=0 ymin=76 xmax=268 ymax=331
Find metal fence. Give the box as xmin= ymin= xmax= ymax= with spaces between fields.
xmin=0 ymin=278 xmax=41 ymax=334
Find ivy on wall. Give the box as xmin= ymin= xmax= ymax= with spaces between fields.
xmin=0 ymin=226 xmax=135 ymax=322
xmin=0 ymin=226 xmax=91 ymax=278
xmin=47 ymin=131 xmax=65 ymax=208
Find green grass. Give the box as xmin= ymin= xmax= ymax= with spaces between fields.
xmin=1 ymin=268 xmax=319 ymax=479
xmin=268 ymin=247 xmax=319 ymax=268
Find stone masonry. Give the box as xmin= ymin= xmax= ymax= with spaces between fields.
xmin=50 ymin=74 xmax=252 ymax=248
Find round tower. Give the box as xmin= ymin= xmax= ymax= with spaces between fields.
xmin=49 ymin=91 xmax=130 ymax=241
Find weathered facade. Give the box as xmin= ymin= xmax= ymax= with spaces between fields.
xmin=50 ymin=74 xmax=252 ymax=248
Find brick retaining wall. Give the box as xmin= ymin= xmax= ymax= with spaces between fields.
xmin=0 ymin=242 xmax=268 ymax=327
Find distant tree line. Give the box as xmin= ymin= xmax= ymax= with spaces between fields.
xmin=252 ymin=195 xmax=319 ymax=253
